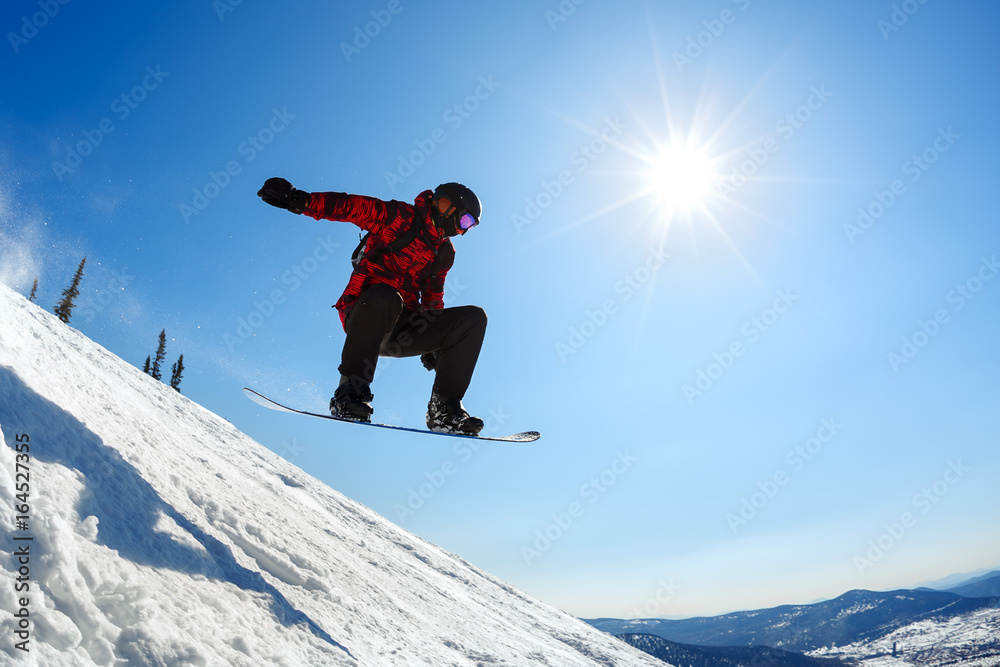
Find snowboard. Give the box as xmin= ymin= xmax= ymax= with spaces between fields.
xmin=243 ymin=388 xmax=540 ymax=442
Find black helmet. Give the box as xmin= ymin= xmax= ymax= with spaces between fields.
xmin=433 ymin=182 xmax=482 ymax=225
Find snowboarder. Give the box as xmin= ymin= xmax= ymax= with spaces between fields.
xmin=257 ymin=178 xmax=488 ymax=435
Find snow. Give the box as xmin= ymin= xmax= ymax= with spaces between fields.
xmin=0 ymin=283 xmax=665 ymax=666
xmin=808 ymin=605 xmax=1000 ymax=666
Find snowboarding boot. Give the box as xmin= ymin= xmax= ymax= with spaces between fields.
xmin=426 ymin=391 xmax=484 ymax=436
xmin=330 ymin=380 xmax=374 ymax=422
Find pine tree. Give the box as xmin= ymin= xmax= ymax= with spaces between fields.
xmin=54 ymin=257 xmax=86 ymax=323
xmin=142 ymin=356 xmax=151 ymax=374
xmin=28 ymin=278 xmax=38 ymax=303
xmin=151 ymin=329 xmax=167 ymax=381
xmin=170 ymin=355 xmax=185 ymax=392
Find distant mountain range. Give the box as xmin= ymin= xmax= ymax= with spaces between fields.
xmin=915 ymin=567 xmax=999 ymax=591
xmin=586 ymin=570 xmax=1000 ymax=665
xmin=943 ymin=571 xmax=1000 ymax=599
xmin=616 ymin=634 xmax=850 ymax=666
xmin=586 ymin=587 xmax=999 ymax=656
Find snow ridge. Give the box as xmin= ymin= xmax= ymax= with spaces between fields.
xmin=0 ymin=283 xmax=664 ymax=666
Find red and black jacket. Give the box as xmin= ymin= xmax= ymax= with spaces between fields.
xmin=303 ymin=190 xmax=455 ymax=329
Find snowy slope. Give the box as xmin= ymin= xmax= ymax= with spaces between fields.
xmin=807 ymin=605 xmax=1000 ymax=666
xmin=0 ymin=283 xmax=665 ymax=666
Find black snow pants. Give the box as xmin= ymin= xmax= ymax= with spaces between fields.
xmin=338 ymin=283 xmax=487 ymax=400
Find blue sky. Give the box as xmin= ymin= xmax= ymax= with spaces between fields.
xmin=2 ymin=0 xmax=998 ymax=618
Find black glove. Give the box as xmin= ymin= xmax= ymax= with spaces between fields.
xmin=420 ymin=352 xmax=437 ymax=371
xmin=257 ymin=177 xmax=310 ymax=214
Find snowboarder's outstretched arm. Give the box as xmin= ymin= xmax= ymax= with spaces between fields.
xmin=305 ymin=192 xmax=400 ymax=233
xmin=257 ymin=178 xmax=397 ymax=232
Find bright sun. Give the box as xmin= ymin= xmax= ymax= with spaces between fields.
xmin=645 ymin=143 xmax=718 ymax=212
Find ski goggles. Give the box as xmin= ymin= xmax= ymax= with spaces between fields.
xmin=457 ymin=210 xmax=479 ymax=231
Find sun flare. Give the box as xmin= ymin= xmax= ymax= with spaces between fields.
xmin=645 ymin=143 xmax=718 ymax=213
